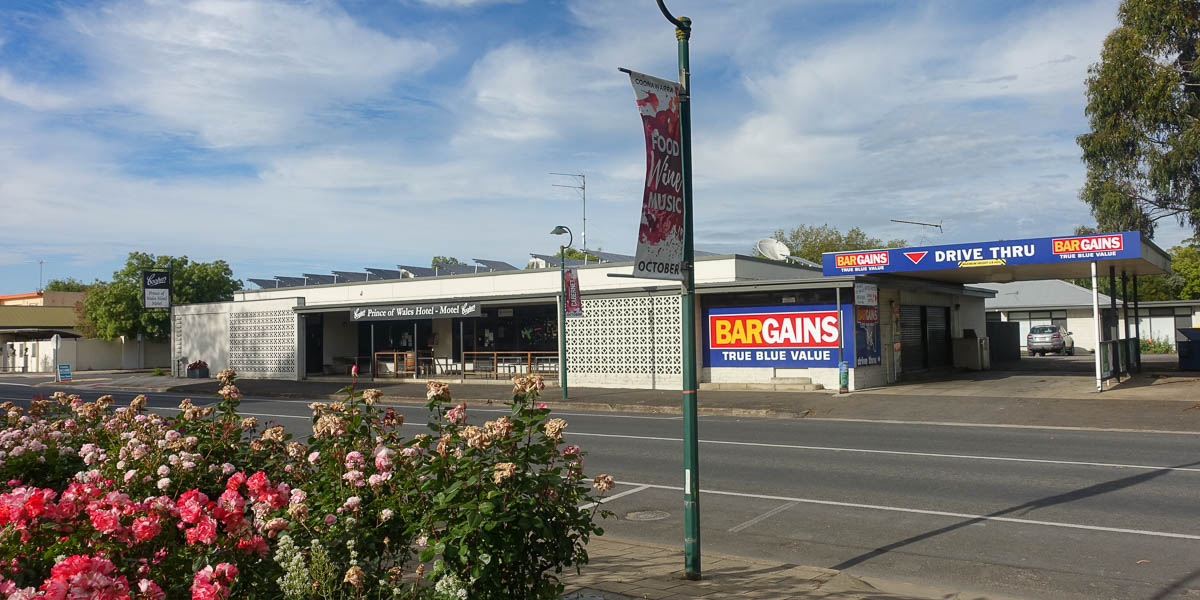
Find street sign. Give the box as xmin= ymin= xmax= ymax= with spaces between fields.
xmin=57 ymin=364 xmax=72 ymax=382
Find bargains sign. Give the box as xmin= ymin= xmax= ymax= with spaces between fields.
xmin=704 ymin=305 xmax=853 ymax=368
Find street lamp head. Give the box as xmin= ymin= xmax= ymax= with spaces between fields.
xmin=550 ymin=226 xmax=570 ymax=235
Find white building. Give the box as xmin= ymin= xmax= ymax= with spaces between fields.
xmin=172 ymin=254 xmax=992 ymax=391
xmin=981 ymin=280 xmax=1200 ymax=351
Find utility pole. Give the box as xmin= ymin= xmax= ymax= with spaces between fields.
xmin=551 ymin=173 xmax=587 ymax=262
xmin=656 ymin=0 xmax=701 ymax=580
xmin=38 ymin=259 xmax=47 ymax=292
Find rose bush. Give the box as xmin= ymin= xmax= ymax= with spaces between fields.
xmin=0 ymin=370 xmax=612 ymax=599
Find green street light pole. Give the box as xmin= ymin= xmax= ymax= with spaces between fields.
xmin=656 ymin=0 xmax=700 ymax=580
xmin=550 ymin=225 xmax=573 ymax=399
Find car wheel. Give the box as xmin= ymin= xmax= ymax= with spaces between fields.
xmin=1066 ymin=346 xmax=1074 ymax=356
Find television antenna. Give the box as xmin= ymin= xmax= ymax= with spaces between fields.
xmin=38 ymin=259 xmax=48 ymax=292
xmin=890 ymin=219 xmax=943 ymax=245
xmin=754 ymin=238 xmax=791 ymax=261
xmin=551 ymin=173 xmax=587 ymax=262
xmin=890 ymin=219 xmax=943 ymax=233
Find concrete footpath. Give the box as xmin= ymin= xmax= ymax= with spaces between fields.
xmin=562 ymin=537 xmax=977 ymax=600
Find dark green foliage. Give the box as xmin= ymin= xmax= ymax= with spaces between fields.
xmin=1077 ymin=0 xmax=1200 ymax=238
xmin=768 ymin=224 xmax=907 ymax=263
xmin=43 ymin=278 xmax=91 ymax=292
xmin=80 ymin=252 xmax=241 ymax=342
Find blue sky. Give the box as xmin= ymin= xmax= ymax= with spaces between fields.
xmin=0 ymin=0 xmax=1190 ymax=294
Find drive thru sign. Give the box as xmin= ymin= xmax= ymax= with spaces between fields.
xmin=823 ymin=232 xmax=1141 ymax=276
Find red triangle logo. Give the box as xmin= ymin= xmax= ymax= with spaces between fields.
xmin=904 ymin=251 xmax=928 ymax=264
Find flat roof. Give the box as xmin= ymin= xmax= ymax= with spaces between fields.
xmin=822 ymin=231 xmax=1170 ymax=284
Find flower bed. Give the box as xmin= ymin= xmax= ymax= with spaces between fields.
xmin=0 ymin=371 xmax=612 ymax=599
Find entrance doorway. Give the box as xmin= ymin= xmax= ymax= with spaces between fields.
xmin=305 ymin=313 xmax=323 ymax=374
xmin=900 ymin=305 xmax=951 ymax=375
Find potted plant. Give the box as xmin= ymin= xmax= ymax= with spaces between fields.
xmin=186 ymin=359 xmax=209 ymax=378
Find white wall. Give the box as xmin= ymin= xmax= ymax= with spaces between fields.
xmin=1067 ymin=308 xmax=1100 ymax=352
xmin=321 ymin=311 xmax=358 ymax=369
xmin=25 ymin=338 xmax=170 ymax=372
xmin=174 ymin=297 xmax=302 ymax=380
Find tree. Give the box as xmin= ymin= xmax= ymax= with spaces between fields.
xmin=80 ymin=252 xmax=242 ymax=342
xmin=431 ymin=256 xmax=465 ymax=266
xmin=1077 ymin=0 xmax=1200 ymax=238
xmin=560 ymin=248 xmax=599 ymax=262
xmin=767 ymin=224 xmax=907 ymax=263
xmin=1172 ymin=242 xmax=1200 ymax=298
xmin=43 ymin=278 xmax=91 ymax=292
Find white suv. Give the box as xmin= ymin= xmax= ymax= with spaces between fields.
xmin=1027 ymin=325 xmax=1075 ymax=356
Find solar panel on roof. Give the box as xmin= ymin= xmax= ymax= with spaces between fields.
xmin=303 ymin=273 xmax=335 ymax=285
xmin=332 ymin=271 xmax=368 ymax=282
xmin=473 ymin=258 xmax=518 ymax=271
xmin=529 ymin=253 xmax=585 ymax=268
xmin=431 ymin=262 xmax=477 ymax=275
xmin=366 ymin=268 xmax=405 ymax=280
xmin=248 ymin=278 xmax=279 ymax=289
xmin=275 ymin=276 xmax=306 ymax=287
xmin=587 ymin=250 xmax=635 ymax=263
xmin=398 ymin=265 xmax=436 ymax=277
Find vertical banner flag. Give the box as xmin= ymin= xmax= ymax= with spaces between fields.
xmin=564 ymin=268 xmax=583 ymax=317
xmin=141 ymin=269 xmax=171 ymax=309
xmin=627 ymin=70 xmax=684 ymax=280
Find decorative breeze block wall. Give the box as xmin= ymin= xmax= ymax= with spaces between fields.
xmin=565 ymin=295 xmax=682 ymax=389
xmin=229 ymin=310 xmax=297 ymax=379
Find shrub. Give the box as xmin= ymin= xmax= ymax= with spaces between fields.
xmin=0 ymin=371 xmax=612 ymax=599
xmin=151 ymin=367 xmax=166 ymax=376
xmin=1140 ymin=337 xmax=1175 ymax=354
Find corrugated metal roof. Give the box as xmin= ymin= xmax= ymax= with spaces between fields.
xmin=979 ymin=280 xmax=1113 ymax=309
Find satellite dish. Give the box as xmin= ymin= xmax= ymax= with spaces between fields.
xmin=754 ymin=238 xmax=791 ymax=261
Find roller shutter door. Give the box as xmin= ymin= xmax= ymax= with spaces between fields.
xmin=900 ymin=305 xmax=925 ymax=374
xmin=926 ymin=307 xmax=950 ymax=367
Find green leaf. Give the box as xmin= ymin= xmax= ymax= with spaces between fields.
xmin=479 ymin=501 xmax=494 ymax=514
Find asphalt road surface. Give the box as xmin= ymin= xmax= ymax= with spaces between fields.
xmin=2 ymin=382 xmax=1198 ymax=599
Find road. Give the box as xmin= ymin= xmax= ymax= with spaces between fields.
xmin=2 ymin=381 xmax=1198 ymax=599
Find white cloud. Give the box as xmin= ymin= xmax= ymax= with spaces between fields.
xmin=416 ymin=0 xmax=520 ymax=7
xmin=0 ymin=70 xmax=76 ymax=111
xmin=59 ymin=0 xmax=443 ymax=147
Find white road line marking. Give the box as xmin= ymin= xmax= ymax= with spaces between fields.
xmin=579 ymin=485 xmax=649 ymax=511
xmin=563 ymin=431 xmax=1200 ymax=473
xmin=728 ymin=501 xmax=798 ymax=533
xmin=620 ymin=481 xmax=1200 ymax=541
xmin=807 ymin=417 xmax=1200 ymax=436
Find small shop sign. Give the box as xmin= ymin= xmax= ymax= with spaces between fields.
xmin=350 ymin=302 xmax=482 ymax=322
xmin=57 ymin=364 xmax=72 ymax=382
xmin=142 ymin=269 xmax=171 ymax=309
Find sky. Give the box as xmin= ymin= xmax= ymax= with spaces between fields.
xmin=0 ymin=0 xmax=1193 ymax=294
